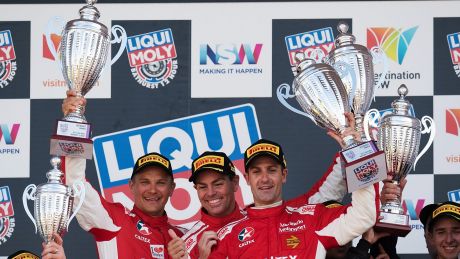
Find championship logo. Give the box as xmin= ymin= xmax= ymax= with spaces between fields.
xmin=0 ymin=186 xmax=15 ymax=245
xmin=353 ymin=159 xmax=379 ymax=182
xmin=285 ymin=27 xmax=335 ymax=66
xmin=126 ymin=28 xmax=178 ymax=89
xmin=0 ymin=30 xmax=17 ymax=89
xmin=447 ymin=32 xmax=460 ymax=78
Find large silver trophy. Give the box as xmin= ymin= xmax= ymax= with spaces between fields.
xmin=373 ymin=85 xmax=435 ymax=236
xmin=50 ymin=0 xmax=127 ymax=159
xmin=23 ymin=157 xmax=85 ymax=243
xmin=324 ymin=22 xmax=387 ymax=140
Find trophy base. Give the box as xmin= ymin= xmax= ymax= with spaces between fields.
xmin=55 ymin=119 xmax=91 ymax=139
xmin=374 ymin=212 xmax=411 ymax=237
xmin=340 ymin=141 xmax=387 ymax=193
xmin=50 ymin=135 xmax=93 ymax=159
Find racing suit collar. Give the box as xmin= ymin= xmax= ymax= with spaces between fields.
xmin=246 ymin=202 xmax=285 ymax=219
xmin=200 ymin=202 xmax=243 ymax=227
xmin=132 ymin=205 xmax=169 ymax=228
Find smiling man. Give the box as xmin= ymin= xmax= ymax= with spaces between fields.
xmin=198 ymin=139 xmax=380 ymax=259
xmin=65 ymin=152 xmax=185 ymax=259
xmin=421 ymin=201 xmax=460 ymax=259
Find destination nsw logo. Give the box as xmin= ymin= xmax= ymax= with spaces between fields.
xmin=199 ymin=43 xmax=263 ymax=75
xmin=367 ymin=26 xmax=419 ymax=89
xmin=445 ymin=108 xmax=460 ymax=164
xmin=447 ymin=32 xmax=460 ymax=78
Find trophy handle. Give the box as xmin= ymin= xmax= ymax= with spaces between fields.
xmin=67 ymin=181 xmax=86 ymax=231
xmin=109 ymin=25 xmax=128 ymax=66
xmin=332 ymin=61 xmax=357 ymax=108
xmin=45 ymin=16 xmax=65 ymax=61
xmin=414 ymin=116 xmax=436 ymax=169
xmin=276 ymin=83 xmax=318 ymax=125
xmin=364 ymin=108 xmax=380 ymax=141
xmin=22 ymin=184 xmax=38 ymax=234
xmin=370 ymin=46 xmax=389 ymax=101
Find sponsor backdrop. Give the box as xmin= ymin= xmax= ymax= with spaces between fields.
xmin=0 ymin=1 xmax=459 ymax=258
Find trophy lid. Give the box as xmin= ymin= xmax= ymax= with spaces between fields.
xmin=391 ymin=84 xmax=412 ymax=116
xmin=294 ymin=52 xmax=316 ymax=74
xmin=36 ymin=157 xmax=69 ymax=195
xmin=335 ymin=22 xmax=356 ymax=47
xmin=63 ymin=0 xmax=108 ymax=38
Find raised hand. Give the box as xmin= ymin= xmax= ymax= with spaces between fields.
xmin=198 ymin=231 xmax=218 ymax=259
xmin=42 ymin=233 xmax=66 ymax=259
xmin=62 ymin=90 xmax=86 ymax=116
xmin=167 ymin=229 xmax=187 ymax=259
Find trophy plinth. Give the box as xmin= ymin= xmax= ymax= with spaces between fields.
xmin=374 ymin=213 xmax=411 ymax=237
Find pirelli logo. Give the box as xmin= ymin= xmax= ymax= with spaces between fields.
xmin=246 ymin=143 xmax=279 ymax=157
xmin=193 ymin=155 xmax=224 ymax=170
xmin=138 ymin=154 xmax=170 ymax=168
xmin=433 ymin=204 xmax=460 ymax=218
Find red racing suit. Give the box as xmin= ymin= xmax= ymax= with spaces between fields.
xmin=208 ymin=183 xmax=380 ymax=259
xmin=64 ymin=157 xmax=185 ymax=259
xmin=182 ymin=152 xmax=347 ymax=258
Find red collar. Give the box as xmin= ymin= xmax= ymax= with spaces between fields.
xmin=132 ymin=206 xmax=169 ymax=228
xmin=200 ymin=202 xmax=244 ymax=227
xmin=246 ymin=202 xmax=286 ymax=219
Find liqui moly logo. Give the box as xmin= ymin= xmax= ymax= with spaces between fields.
xmin=447 ymin=32 xmax=460 ymax=64
xmin=93 ymin=104 xmax=259 ymax=225
xmin=126 ymin=28 xmax=178 ymax=89
xmin=0 ymin=186 xmax=15 ymax=245
xmin=353 ymin=159 xmax=379 ymax=182
xmin=0 ymin=30 xmax=17 ymax=88
xmin=285 ymin=27 xmax=334 ymax=66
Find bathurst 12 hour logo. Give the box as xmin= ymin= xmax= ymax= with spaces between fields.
xmin=447 ymin=32 xmax=460 ymax=78
xmin=353 ymin=159 xmax=379 ymax=182
xmin=0 ymin=30 xmax=17 ymax=89
xmin=126 ymin=28 xmax=178 ymax=89
xmin=0 ymin=186 xmax=15 ymax=245
xmin=285 ymin=27 xmax=335 ymax=66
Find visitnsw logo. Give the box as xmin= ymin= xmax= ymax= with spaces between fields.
xmin=93 ymin=104 xmax=259 ymax=225
xmin=367 ymin=26 xmax=420 ymax=89
xmin=0 ymin=186 xmax=16 ymax=245
xmin=285 ymin=27 xmax=335 ymax=66
xmin=446 ymin=109 xmax=460 ymax=136
xmin=126 ymin=28 xmax=178 ymax=89
xmin=199 ymin=43 xmax=263 ymax=75
xmin=42 ymin=33 xmax=61 ymax=61
xmin=0 ymin=30 xmax=17 ymax=89
xmin=447 ymin=32 xmax=460 ymax=78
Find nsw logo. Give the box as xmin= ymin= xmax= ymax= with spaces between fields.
xmin=285 ymin=27 xmax=334 ymax=66
xmin=367 ymin=26 xmax=418 ymax=65
xmin=446 ymin=109 xmax=460 ymax=136
xmin=126 ymin=28 xmax=178 ymax=89
xmin=136 ymin=220 xmax=152 ymax=235
xmin=238 ymin=227 xmax=254 ymax=242
xmin=0 ymin=30 xmax=17 ymax=89
xmin=353 ymin=159 xmax=379 ymax=182
xmin=0 ymin=123 xmax=20 ymax=145
xmin=0 ymin=186 xmax=16 ymax=245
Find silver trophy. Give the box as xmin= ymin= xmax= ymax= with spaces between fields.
xmin=23 ymin=157 xmax=85 ymax=243
xmin=325 ymin=22 xmax=384 ymax=140
xmin=50 ymin=0 xmax=127 ymax=159
xmin=374 ymin=85 xmax=435 ymax=236
xmin=277 ymin=53 xmax=355 ymax=147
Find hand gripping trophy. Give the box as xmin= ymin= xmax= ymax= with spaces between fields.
xmin=23 ymin=157 xmax=85 ymax=243
xmin=49 ymin=0 xmax=127 ymax=159
xmin=372 ymin=85 xmax=435 ymax=236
